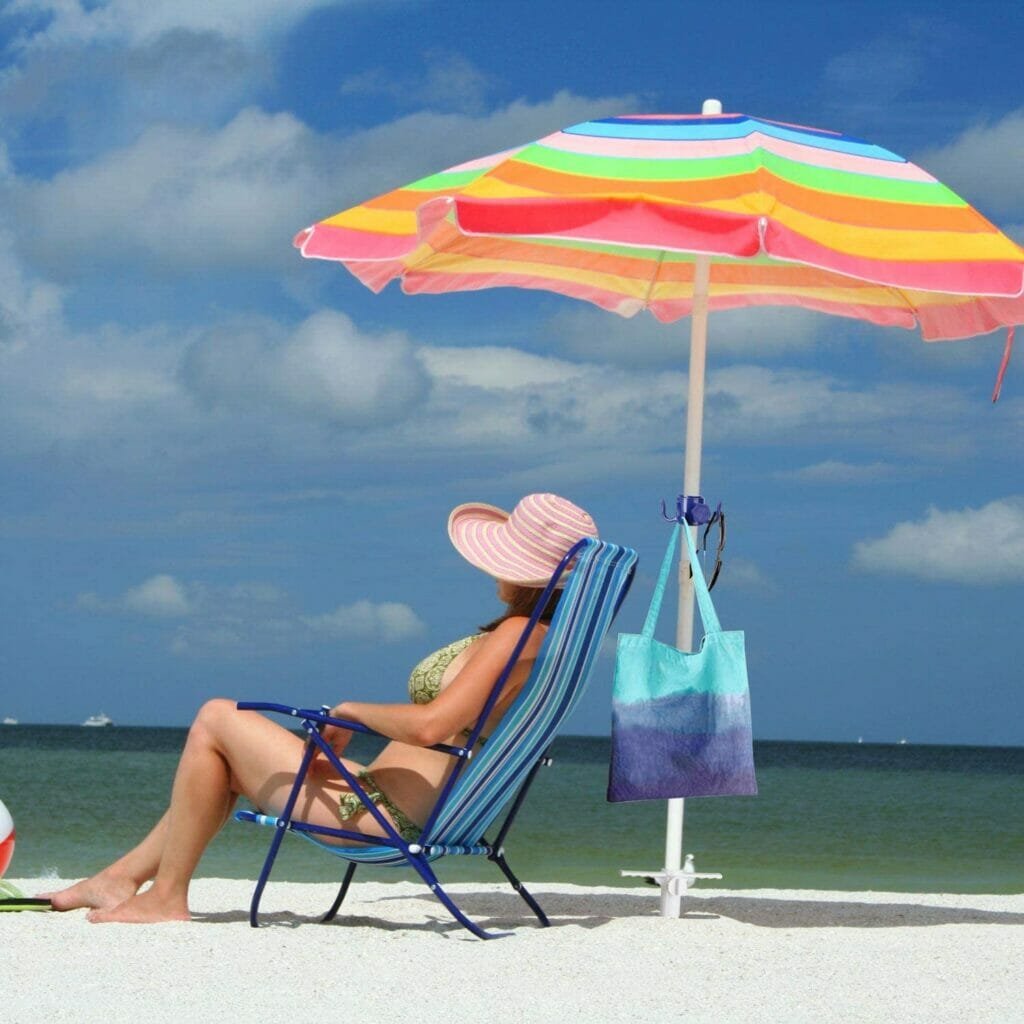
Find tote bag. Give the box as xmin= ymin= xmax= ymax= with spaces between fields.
xmin=608 ymin=523 xmax=757 ymax=802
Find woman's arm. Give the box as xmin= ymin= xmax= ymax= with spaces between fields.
xmin=333 ymin=617 xmax=539 ymax=747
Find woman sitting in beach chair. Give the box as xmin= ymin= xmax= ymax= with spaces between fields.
xmin=44 ymin=494 xmax=600 ymax=924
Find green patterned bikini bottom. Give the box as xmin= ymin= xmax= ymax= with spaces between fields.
xmin=338 ymin=769 xmax=422 ymax=843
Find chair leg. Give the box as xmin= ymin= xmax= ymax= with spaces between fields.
xmin=249 ymin=730 xmax=321 ymax=928
xmin=490 ymin=851 xmax=550 ymax=927
xmin=249 ymin=823 xmax=288 ymax=928
xmin=405 ymin=856 xmax=509 ymax=940
xmin=321 ymin=862 xmax=358 ymax=923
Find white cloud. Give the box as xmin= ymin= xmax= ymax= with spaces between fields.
xmin=421 ymin=345 xmax=586 ymax=391
xmin=851 ymin=497 xmax=1024 ymax=583
xmin=547 ymin=304 xmax=826 ymax=367
xmin=405 ymin=344 xmax=685 ymax=455
xmin=13 ymin=107 xmax=334 ymax=278
xmin=77 ymin=573 xmax=192 ymax=617
xmin=705 ymin=365 xmax=977 ymax=455
xmin=719 ymin=558 xmax=775 ymax=593
xmin=0 ymin=230 xmax=64 ymax=351
xmin=75 ymin=570 xmax=424 ymax=655
xmin=122 ymin=574 xmax=192 ymax=616
xmin=0 ymin=30 xmax=269 ymax=165
xmin=63 ymin=365 xmax=175 ymax=404
xmin=181 ymin=309 xmax=431 ymax=427
xmin=0 ymin=316 xmax=188 ymax=461
xmin=778 ymin=460 xmax=901 ymax=485
xmin=11 ymin=90 xmax=640 ymax=279
xmin=1 ymin=178 xmax=1012 ymax=491
xmin=328 ymin=88 xmax=641 ymax=207
xmin=0 ymin=3 xmax=334 ymax=166
xmin=820 ymin=21 xmax=955 ymax=127
xmin=6 ymin=292 xmax=1010 ymax=489
xmin=0 ymin=307 xmax=432 ymax=467
xmin=350 ymin=342 xmax=993 ymax=481
xmin=823 ymin=33 xmax=930 ymax=100
xmin=8 ymin=0 xmax=348 ymax=48
xmin=341 ymin=50 xmax=495 ymax=115
xmin=496 ymin=450 xmax=679 ymax=495
xmin=304 ymin=600 xmax=426 ymax=642
xmin=915 ymin=108 xmax=1024 ymax=218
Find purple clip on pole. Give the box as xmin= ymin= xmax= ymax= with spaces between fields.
xmin=660 ymin=495 xmax=712 ymax=526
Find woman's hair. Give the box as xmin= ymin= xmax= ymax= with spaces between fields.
xmin=480 ymin=583 xmax=562 ymax=633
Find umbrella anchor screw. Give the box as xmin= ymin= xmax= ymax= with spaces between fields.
xmin=621 ymin=854 xmax=723 ymax=913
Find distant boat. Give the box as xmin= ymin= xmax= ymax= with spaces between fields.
xmin=2 ymin=717 xmax=17 ymax=726
xmin=82 ymin=713 xmax=114 ymax=727
xmin=898 ymin=738 xmax=908 ymax=745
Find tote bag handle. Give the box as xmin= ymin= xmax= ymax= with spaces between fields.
xmin=641 ymin=523 xmax=722 ymax=639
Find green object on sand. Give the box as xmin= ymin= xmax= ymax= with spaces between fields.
xmin=0 ymin=879 xmax=51 ymax=911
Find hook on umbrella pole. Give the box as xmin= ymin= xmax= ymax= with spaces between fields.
xmin=659 ymin=494 xmax=714 ymax=526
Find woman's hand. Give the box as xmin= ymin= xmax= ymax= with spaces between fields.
xmin=322 ymin=722 xmax=353 ymax=757
xmin=312 ymin=705 xmax=354 ymax=772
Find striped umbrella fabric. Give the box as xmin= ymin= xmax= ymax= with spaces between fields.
xmin=295 ymin=112 xmax=1024 ymax=344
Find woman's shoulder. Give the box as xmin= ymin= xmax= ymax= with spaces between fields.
xmin=483 ymin=616 xmax=547 ymax=656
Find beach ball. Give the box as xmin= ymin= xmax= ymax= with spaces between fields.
xmin=0 ymin=798 xmax=14 ymax=878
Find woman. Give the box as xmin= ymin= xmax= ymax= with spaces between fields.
xmin=46 ymin=493 xmax=598 ymax=923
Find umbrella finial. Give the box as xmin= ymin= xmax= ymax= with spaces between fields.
xmin=702 ymin=98 xmax=723 ymax=115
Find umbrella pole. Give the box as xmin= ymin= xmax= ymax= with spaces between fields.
xmin=661 ymin=251 xmax=712 ymax=918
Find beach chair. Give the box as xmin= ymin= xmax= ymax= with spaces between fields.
xmin=235 ymin=537 xmax=636 ymax=939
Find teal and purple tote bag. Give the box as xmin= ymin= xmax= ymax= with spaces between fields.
xmin=608 ymin=523 xmax=757 ymax=802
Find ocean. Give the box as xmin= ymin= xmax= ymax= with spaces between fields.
xmin=1 ymin=726 xmax=1021 ymax=893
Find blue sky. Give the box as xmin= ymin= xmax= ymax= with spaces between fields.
xmin=0 ymin=0 xmax=1021 ymax=744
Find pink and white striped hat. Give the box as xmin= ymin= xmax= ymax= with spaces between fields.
xmin=448 ymin=493 xmax=599 ymax=587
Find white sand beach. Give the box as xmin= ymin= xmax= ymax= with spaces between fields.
xmin=4 ymin=878 xmax=1022 ymax=1024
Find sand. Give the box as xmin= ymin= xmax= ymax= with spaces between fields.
xmin=3 ymin=878 xmax=1022 ymax=1023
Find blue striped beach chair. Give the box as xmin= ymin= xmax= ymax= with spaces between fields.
xmin=235 ymin=537 xmax=636 ymax=939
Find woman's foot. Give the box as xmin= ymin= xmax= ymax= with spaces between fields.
xmin=87 ymin=887 xmax=190 ymax=924
xmin=42 ymin=870 xmax=139 ymax=912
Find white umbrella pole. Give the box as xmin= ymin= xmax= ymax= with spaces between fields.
xmin=660 ymin=248 xmax=712 ymax=918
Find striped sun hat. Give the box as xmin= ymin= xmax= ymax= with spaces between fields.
xmin=448 ymin=493 xmax=599 ymax=587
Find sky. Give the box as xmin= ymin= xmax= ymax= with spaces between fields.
xmin=0 ymin=0 xmax=1021 ymax=745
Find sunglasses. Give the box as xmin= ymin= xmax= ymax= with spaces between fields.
xmin=660 ymin=497 xmax=726 ymax=591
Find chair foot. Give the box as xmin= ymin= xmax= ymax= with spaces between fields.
xmin=434 ymin=884 xmax=509 ymax=940
xmin=322 ymin=862 xmax=357 ymax=922
xmin=511 ymin=881 xmax=550 ymax=928
xmin=491 ymin=851 xmax=549 ymax=927
xmin=406 ymin=856 xmax=508 ymax=939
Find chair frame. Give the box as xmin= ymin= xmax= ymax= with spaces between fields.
xmin=235 ymin=538 xmax=636 ymax=939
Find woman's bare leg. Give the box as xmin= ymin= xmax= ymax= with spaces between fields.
xmin=88 ymin=700 xmax=369 ymax=924
xmin=46 ymin=794 xmax=242 ymax=911
xmin=45 ymin=811 xmax=171 ymax=910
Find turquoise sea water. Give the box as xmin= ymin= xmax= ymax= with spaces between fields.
xmin=1 ymin=726 xmax=1021 ymax=892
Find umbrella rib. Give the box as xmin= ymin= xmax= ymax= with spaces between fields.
xmin=642 ymin=248 xmax=667 ymax=310
xmin=890 ymin=286 xmax=921 ymax=329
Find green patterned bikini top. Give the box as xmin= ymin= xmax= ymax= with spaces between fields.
xmin=408 ymin=635 xmax=481 ymax=704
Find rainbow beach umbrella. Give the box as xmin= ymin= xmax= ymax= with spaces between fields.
xmin=296 ymin=105 xmax=1024 ymax=353
xmin=294 ymin=100 xmax=1024 ymax=916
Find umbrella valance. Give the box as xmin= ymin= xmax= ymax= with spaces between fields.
xmin=296 ymin=113 xmax=1024 ymax=341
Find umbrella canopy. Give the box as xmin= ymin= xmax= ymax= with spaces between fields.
xmin=296 ymin=111 xmax=1024 ymax=343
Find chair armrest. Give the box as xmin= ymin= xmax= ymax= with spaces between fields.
xmin=235 ymin=701 xmax=471 ymax=758
xmin=236 ymin=701 xmax=387 ymax=738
